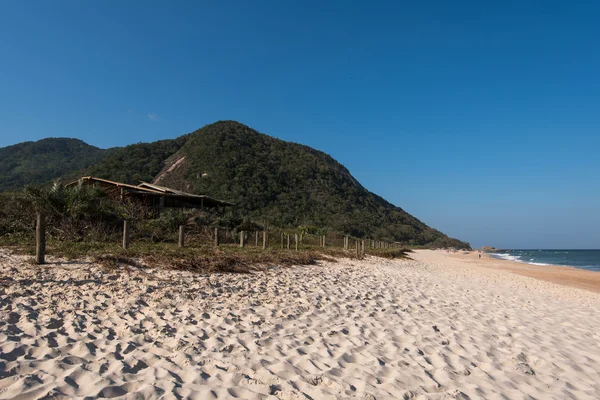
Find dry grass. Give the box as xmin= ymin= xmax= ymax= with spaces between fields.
xmin=1 ymin=237 xmax=411 ymax=274
xmin=134 ymin=248 xmax=337 ymax=274
xmin=366 ymin=247 xmax=412 ymax=259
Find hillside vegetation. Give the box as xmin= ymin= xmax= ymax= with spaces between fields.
xmin=82 ymin=136 xmax=189 ymax=184
xmin=154 ymin=121 xmax=468 ymax=247
xmin=0 ymin=138 xmax=108 ymax=191
xmin=0 ymin=121 xmax=469 ymax=248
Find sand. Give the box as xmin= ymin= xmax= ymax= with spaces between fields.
xmin=447 ymin=250 xmax=600 ymax=293
xmin=1 ymin=248 xmax=600 ymax=399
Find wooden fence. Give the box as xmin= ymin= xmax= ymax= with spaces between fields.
xmin=33 ymin=214 xmax=403 ymax=264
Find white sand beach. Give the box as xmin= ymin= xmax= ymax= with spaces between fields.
xmin=1 ymin=248 xmax=600 ymax=399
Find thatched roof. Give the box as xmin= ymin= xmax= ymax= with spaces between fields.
xmin=67 ymin=176 xmax=233 ymax=208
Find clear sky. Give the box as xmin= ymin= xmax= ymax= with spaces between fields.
xmin=1 ymin=1 xmax=599 ymax=249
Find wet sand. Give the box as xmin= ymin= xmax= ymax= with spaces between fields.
xmin=442 ymin=250 xmax=600 ymax=293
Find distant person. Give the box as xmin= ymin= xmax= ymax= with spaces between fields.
xmin=479 ymin=253 xmax=481 ymax=259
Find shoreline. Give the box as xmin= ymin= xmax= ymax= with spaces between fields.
xmin=424 ymin=249 xmax=600 ymax=293
xmin=488 ymin=250 xmax=599 ymax=271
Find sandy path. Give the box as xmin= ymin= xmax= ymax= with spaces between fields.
xmin=1 ymin=249 xmax=599 ymax=399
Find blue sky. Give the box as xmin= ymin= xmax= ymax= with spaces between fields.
xmin=1 ymin=1 xmax=599 ymax=249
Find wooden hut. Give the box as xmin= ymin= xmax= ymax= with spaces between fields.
xmin=67 ymin=176 xmax=233 ymax=213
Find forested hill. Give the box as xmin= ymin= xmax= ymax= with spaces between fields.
xmin=81 ymin=136 xmax=189 ymax=184
xmin=153 ymin=121 xmax=469 ymax=248
xmin=0 ymin=122 xmax=469 ymax=248
xmin=0 ymin=138 xmax=108 ymax=192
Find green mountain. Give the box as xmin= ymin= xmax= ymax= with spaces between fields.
xmin=153 ymin=121 xmax=468 ymax=247
xmin=0 ymin=122 xmax=469 ymax=247
xmin=0 ymin=138 xmax=108 ymax=191
xmin=82 ymin=136 xmax=189 ymax=184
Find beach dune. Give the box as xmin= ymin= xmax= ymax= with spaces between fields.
xmin=1 ymin=249 xmax=599 ymax=399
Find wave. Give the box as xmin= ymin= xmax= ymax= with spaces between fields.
xmin=491 ymin=253 xmax=522 ymax=262
xmin=491 ymin=250 xmax=600 ymax=272
xmin=491 ymin=253 xmax=551 ymax=267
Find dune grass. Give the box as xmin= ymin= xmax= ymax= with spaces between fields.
xmin=1 ymin=237 xmax=411 ymax=274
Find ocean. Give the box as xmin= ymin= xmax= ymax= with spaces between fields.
xmin=490 ymin=250 xmax=600 ymax=272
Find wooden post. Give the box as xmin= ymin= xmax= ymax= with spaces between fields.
xmin=262 ymin=231 xmax=267 ymax=249
xmin=240 ymin=231 xmax=245 ymax=247
xmin=295 ymin=233 xmax=298 ymax=251
xmin=36 ymin=213 xmax=46 ymax=264
xmin=122 ymin=219 xmax=130 ymax=250
xmin=322 ymin=235 xmax=326 ymax=247
xmin=159 ymin=196 xmax=165 ymax=214
xmin=255 ymin=231 xmax=259 ymax=247
xmin=178 ymin=225 xmax=185 ymax=247
xmin=286 ymin=233 xmax=290 ymax=250
xmin=355 ymin=240 xmax=359 ymax=258
xmin=361 ymin=240 xmax=365 ymax=257
xmin=281 ymin=233 xmax=284 ymax=249
xmin=214 ymin=227 xmax=219 ymax=247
